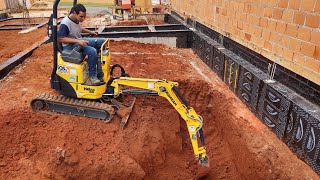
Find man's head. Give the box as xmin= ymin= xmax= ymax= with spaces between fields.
xmin=70 ymin=4 xmax=86 ymax=23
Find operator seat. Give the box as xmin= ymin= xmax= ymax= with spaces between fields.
xmin=58 ymin=43 xmax=84 ymax=64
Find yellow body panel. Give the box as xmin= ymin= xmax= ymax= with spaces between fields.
xmin=56 ymin=39 xmax=111 ymax=99
xmin=101 ymin=40 xmax=111 ymax=82
xmin=56 ymin=53 xmax=88 ymax=84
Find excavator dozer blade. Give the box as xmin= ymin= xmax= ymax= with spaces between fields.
xmin=115 ymin=97 xmax=136 ymax=129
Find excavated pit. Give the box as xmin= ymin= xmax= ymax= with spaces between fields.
xmin=0 ymin=33 xmax=319 ymax=179
xmin=0 ymin=15 xmax=319 ymax=179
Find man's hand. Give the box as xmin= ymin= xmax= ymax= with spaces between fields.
xmin=89 ymin=31 xmax=98 ymax=36
xmin=78 ymin=39 xmax=89 ymax=46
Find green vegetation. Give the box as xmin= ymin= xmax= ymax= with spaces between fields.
xmin=60 ymin=1 xmax=113 ymax=7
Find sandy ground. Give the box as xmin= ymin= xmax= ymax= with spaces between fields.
xmin=0 ymin=38 xmax=318 ymax=179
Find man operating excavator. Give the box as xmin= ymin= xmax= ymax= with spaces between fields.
xmin=32 ymin=0 xmax=209 ymax=174
xmin=58 ymin=4 xmax=104 ymax=85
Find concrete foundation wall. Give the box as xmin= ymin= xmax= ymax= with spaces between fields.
xmin=171 ymin=0 xmax=320 ymax=85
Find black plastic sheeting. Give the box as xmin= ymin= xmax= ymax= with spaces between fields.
xmin=168 ymin=12 xmax=320 ymax=175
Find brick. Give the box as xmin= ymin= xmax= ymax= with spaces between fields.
xmin=232 ymin=19 xmax=237 ymax=27
xmin=259 ymin=18 xmax=268 ymax=28
xmin=240 ymin=31 xmax=246 ymax=39
xmin=274 ymin=44 xmax=284 ymax=56
xmin=256 ymin=7 xmax=265 ymax=16
xmin=262 ymin=29 xmax=271 ymax=40
xmin=282 ymin=10 xmax=294 ymax=22
xmin=276 ymin=21 xmax=287 ymax=33
xmin=285 ymin=24 xmax=299 ymax=37
xmin=270 ymin=0 xmax=279 ymax=6
xmin=289 ymin=38 xmax=302 ymax=52
xmin=284 ymin=48 xmax=294 ymax=60
xmin=304 ymin=57 xmax=320 ymax=72
xmin=300 ymin=42 xmax=316 ymax=57
xmin=216 ymin=7 xmax=220 ymax=14
xmin=250 ymin=5 xmax=257 ymax=14
xmin=252 ymin=36 xmax=264 ymax=47
xmin=301 ymin=0 xmax=316 ymax=11
xmin=234 ymin=28 xmax=241 ymax=36
xmin=222 ymin=8 xmax=227 ymax=16
xmin=245 ymin=33 xmax=252 ymax=41
xmin=248 ymin=15 xmax=260 ymax=26
xmin=273 ymin=8 xmax=284 ymax=20
xmin=293 ymin=52 xmax=305 ymax=65
xmin=239 ymin=3 xmax=245 ymax=11
xmin=237 ymin=21 xmax=244 ymax=30
xmin=279 ymin=0 xmax=289 ymax=8
xmin=248 ymin=24 xmax=256 ymax=34
xmin=311 ymin=31 xmax=320 ymax=44
xmin=254 ymin=27 xmax=263 ymax=37
xmin=242 ymin=23 xmax=249 ymax=31
xmin=264 ymin=8 xmax=273 ymax=18
xmin=264 ymin=41 xmax=273 ymax=51
xmin=305 ymin=14 xmax=320 ymax=28
xmin=288 ymin=0 xmax=301 ymax=10
xmin=315 ymin=46 xmax=320 ymax=59
xmin=270 ymin=32 xmax=282 ymax=42
xmin=281 ymin=35 xmax=291 ymax=47
xmin=316 ymin=0 xmax=320 ymax=12
xmin=293 ymin=11 xmax=305 ymax=25
xmin=240 ymin=13 xmax=247 ymax=22
xmin=267 ymin=19 xmax=277 ymax=30
xmin=244 ymin=3 xmax=251 ymax=12
xmin=297 ymin=27 xmax=311 ymax=41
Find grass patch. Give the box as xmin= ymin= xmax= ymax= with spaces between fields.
xmin=60 ymin=1 xmax=113 ymax=7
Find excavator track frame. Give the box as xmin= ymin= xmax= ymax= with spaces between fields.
xmin=30 ymin=94 xmax=115 ymax=121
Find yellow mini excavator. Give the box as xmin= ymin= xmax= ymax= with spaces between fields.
xmin=31 ymin=0 xmax=209 ymax=166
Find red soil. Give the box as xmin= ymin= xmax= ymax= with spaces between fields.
xmin=0 ymin=27 xmax=47 ymax=64
xmin=0 ymin=18 xmax=48 ymax=26
xmin=0 ymin=40 xmax=318 ymax=179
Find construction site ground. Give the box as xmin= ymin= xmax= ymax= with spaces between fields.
xmin=0 ymin=18 xmax=319 ymax=179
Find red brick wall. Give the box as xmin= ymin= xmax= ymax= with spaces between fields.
xmin=0 ymin=0 xmax=6 ymax=10
xmin=171 ymin=0 xmax=320 ymax=85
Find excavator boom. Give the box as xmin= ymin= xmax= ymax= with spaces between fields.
xmin=110 ymin=77 xmax=209 ymax=166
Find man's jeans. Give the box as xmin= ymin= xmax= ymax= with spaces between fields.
xmin=63 ymin=38 xmax=105 ymax=77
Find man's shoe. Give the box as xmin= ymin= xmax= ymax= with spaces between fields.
xmin=86 ymin=76 xmax=101 ymax=86
xmin=97 ymin=72 xmax=104 ymax=82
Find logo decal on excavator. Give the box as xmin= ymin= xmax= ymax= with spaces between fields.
xmin=57 ymin=65 xmax=69 ymax=74
xmin=84 ymin=87 xmax=95 ymax=93
xmin=165 ymin=91 xmax=177 ymax=106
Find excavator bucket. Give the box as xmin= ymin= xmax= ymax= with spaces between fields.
xmin=112 ymin=97 xmax=136 ymax=129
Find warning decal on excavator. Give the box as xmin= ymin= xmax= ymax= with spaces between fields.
xmin=70 ymin=69 xmax=76 ymax=75
xmin=148 ymin=82 xmax=155 ymax=89
xmin=69 ymin=76 xmax=76 ymax=82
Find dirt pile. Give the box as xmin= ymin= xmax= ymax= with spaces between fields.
xmin=0 ymin=41 xmax=318 ymax=179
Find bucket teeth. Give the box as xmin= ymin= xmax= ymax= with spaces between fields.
xmin=114 ymin=97 xmax=136 ymax=129
xmin=199 ymin=155 xmax=209 ymax=167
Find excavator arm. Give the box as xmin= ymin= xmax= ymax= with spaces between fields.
xmin=110 ymin=77 xmax=209 ymax=166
